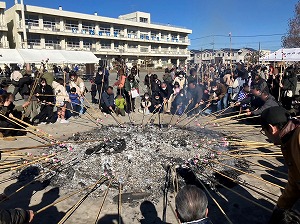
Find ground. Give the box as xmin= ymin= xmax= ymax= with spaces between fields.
xmin=0 ymin=71 xmax=299 ymax=224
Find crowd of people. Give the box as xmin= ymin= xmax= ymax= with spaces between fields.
xmin=0 ymin=63 xmax=110 ymax=138
xmin=0 ymin=61 xmax=300 ymax=223
xmin=100 ymin=62 xmax=299 ymax=122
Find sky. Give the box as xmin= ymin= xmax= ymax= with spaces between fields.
xmin=7 ymin=0 xmax=299 ymax=51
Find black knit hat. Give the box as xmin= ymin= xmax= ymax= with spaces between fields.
xmin=261 ymin=106 xmax=290 ymax=127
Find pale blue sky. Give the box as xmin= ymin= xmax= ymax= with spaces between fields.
xmin=7 ymin=0 xmax=299 ymax=51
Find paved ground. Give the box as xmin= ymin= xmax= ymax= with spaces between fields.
xmin=0 ymin=71 xmax=299 ymax=224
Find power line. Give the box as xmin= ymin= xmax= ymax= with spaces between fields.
xmin=190 ymin=33 xmax=287 ymax=40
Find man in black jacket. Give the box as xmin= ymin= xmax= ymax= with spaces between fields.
xmin=186 ymin=81 xmax=204 ymax=116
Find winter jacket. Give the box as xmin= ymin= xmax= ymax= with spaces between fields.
xmin=277 ymin=119 xmax=300 ymax=209
xmin=188 ymin=85 xmax=204 ymax=104
xmin=114 ymin=75 xmax=126 ymax=89
xmin=52 ymin=81 xmax=69 ymax=104
xmin=0 ymin=208 xmax=31 ymax=224
xmin=36 ymin=84 xmax=54 ymax=103
xmin=251 ymin=95 xmax=279 ymax=116
xmin=173 ymin=77 xmax=186 ymax=89
xmin=101 ymin=91 xmax=114 ymax=107
xmin=115 ymin=97 xmax=126 ymax=109
xmin=70 ymin=77 xmax=85 ymax=95
xmin=282 ymin=74 xmax=298 ymax=95
xmin=125 ymin=79 xmax=139 ymax=92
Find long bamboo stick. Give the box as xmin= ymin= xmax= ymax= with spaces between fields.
xmin=197 ymin=172 xmax=233 ymax=224
xmin=213 ymin=160 xmax=285 ymax=189
xmin=192 ymin=169 xmax=273 ymax=213
xmin=94 ymin=178 xmax=113 ymax=224
xmin=58 ymin=177 xmax=106 ymax=224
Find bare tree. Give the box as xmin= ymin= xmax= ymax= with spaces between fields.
xmin=282 ymin=1 xmax=300 ymax=48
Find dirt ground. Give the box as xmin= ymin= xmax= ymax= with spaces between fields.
xmin=0 ymin=71 xmax=299 ymax=224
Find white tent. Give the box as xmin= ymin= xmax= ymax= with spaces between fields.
xmin=260 ymin=48 xmax=300 ymax=62
xmin=0 ymin=49 xmax=24 ymax=64
xmin=40 ymin=49 xmax=67 ymax=64
xmin=59 ymin=50 xmax=99 ymax=64
xmin=15 ymin=49 xmax=98 ymax=64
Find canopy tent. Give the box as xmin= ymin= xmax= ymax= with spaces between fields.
xmin=0 ymin=49 xmax=99 ymax=64
xmin=0 ymin=49 xmax=24 ymax=64
xmin=59 ymin=50 xmax=99 ymax=64
xmin=260 ymin=48 xmax=300 ymax=62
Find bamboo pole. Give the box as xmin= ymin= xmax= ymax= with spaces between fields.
xmin=192 ymin=169 xmax=273 ymax=213
xmin=34 ymin=180 xmax=101 ymax=215
xmin=57 ymin=177 xmax=106 ymax=224
xmin=213 ymin=160 xmax=285 ymax=189
xmin=94 ymin=178 xmax=113 ymax=224
xmin=197 ymin=172 xmax=233 ymax=224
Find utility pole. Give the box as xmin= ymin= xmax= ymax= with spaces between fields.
xmin=210 ymin=35 xmax=215 ymax=64
xmin=258 ymin=41 xmax=261 ymax=65
xmin=229 ymin=32 xmax=232 ymax=72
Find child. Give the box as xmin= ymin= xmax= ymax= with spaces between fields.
xmin=140 ymin=93 xmax=151 ymax=115
xmin=90 ymin=79 xmax=98 ymax=104
xmin=52 ymin=78 xmax=69 ymax=124
xmin=115 ymin=95 xmax=126 ymax=116
xmin=69 ymin=87 xmax=80 ymax=117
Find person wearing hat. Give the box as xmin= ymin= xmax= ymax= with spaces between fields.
xmin=261 ymin=107 xmax=300 ymax=223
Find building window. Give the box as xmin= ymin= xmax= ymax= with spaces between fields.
xmin=139 ymin=17 xmax=148 ymax=23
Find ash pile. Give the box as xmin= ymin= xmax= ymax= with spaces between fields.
xmin=36 ymin=125 xmax=249 ymax=203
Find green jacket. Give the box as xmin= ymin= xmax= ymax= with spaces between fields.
xmin=115 ymin=97 xmax=126 ymax=109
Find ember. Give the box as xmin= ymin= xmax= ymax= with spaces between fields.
xmin=26 ymin=124 xmax=248 ymax=204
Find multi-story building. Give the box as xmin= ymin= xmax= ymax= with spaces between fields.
xmin=5 ymin=2 xmax=192 ymax=67
xmin=190 ymin=48 xmax=259 ymax=65
xmin=0 ymin=1 xmax=9 ymax=49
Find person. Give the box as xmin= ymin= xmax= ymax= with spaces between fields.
xmin=173 ymin=72 xmax=186 ymax=90
xmin=33 ymin=78 xmax=54 ymax=125
xmin=114 ymin=68 xmax=126 ymax=96
xmin=245 ymin=87 xmax=279 ymax=116
xmin=124 ymin=75 xmax=139 ymax=113
xmin=95 ymin=66 xmax=105 ymax=99
xmin=163 ymin=68 xmax=173 ymax=87
xmin=160 ymin=82 xmax=172 ymax=113
xmin=280 ymin=66 xmax=298 ymax=110
xmin=0 ymin=208 xmax=34 ymax=223
xmin=10 ymin=66 xmax=23 ymax=98
xmin=140 ymin=93 xmax=151 ymax=115
xmin=69 ymin=71 xmax=85 ymax=114
xmin=268 ymin=68 xmax=281 ymax=101
xmin=150 ymin=74 xmax=161 ymax=96
xmin=260 ymin=107 xmax=300 ymax=224
xmin=236 ymin=83 xmax=250 ymax=111
xmin=90 ymin=79 xmax=98 ymax=104
xmin=150 ymin=93 xmax=162 ymax=113
xmin=223 ymin=71 xmax=234 ymax=109
xmin=52 ymin=78 xmax=69 ymax=123
xmin=187 ymin=81 xmax=204 ymax=116
xmin=100 ymin=86 xmax=115 ymax=114
xmin=0 ymin=94 xmax=30 ymax=138
xmin=171 ymin=89 xmax=186 ymax=115
xmin=144 ymin=72 xmax=153 ymax=94
xmin=210 ymin=81 xmax=227 ymax=112
xmin=175 ymin=185 xmax=213 ymax=224
xmin=115 ymin=94 xmax=126 ymax=116
xmin=69 ymin=87 xmax=81 ymax=117
xmin=0 ymin=82 xmax=9 ymax=95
